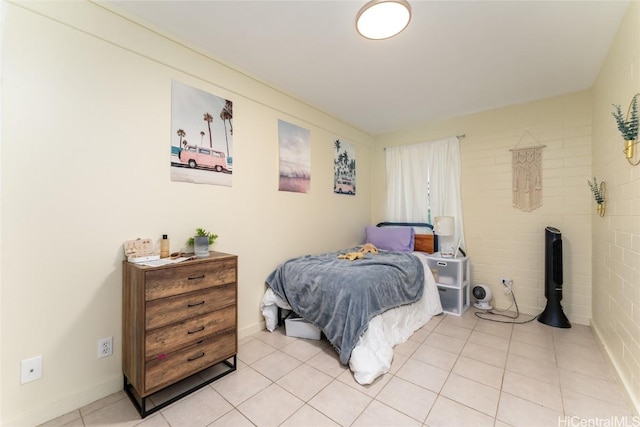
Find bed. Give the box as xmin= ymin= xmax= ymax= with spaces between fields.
xmin=260 ymin=223 xmax=443 ymax=384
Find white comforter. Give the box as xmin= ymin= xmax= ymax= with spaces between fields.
xmin=260 ymin=252 xmax=443 ymax=384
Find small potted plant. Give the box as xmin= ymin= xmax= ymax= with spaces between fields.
xmin=188 ymin=228 xmax=218 ymax=258
xmin=587 ymin=177 xmax=605 ymax=217
xmin=612 ymin=94 xmax=638 ymax=159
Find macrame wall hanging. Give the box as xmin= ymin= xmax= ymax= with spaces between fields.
xmin=511 ymin=131 xmax=545 ymax=212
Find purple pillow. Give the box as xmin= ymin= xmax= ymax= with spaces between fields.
xmin=365 ymin=226 xmax=415 ymax=252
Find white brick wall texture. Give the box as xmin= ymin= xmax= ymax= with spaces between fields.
xmin=459 ymin=92 xmax=594 ymax=326
xmin=591 ymin=1 xmax=640 ymax=414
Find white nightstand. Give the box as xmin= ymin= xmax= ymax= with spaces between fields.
xmin=424 ymin=253 xmax=470 ymax=316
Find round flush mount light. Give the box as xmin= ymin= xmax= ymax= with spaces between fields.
xmin=356 ymin=0 xmax=412 ymax=40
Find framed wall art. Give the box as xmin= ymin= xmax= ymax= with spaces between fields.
xmin=170 ymin=80 xmax=234 ymax=186
xmin=333 ymin=139 xmax=356 ymax=195
xmin=278 ymin=119 xmax=310 ymax=193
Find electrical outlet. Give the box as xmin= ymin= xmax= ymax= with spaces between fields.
xmin=98 ymin=337 xmax=113 ymax=359
xmin=21 ymin=355 xmax=43 ymax=384
xmin=501 ymin=278 xmax=513 ymax=293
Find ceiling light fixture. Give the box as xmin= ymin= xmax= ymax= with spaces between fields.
xmin=356 ymin=0 xmax=412 ymax=40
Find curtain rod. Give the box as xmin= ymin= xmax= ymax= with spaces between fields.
xmin=384 ymin=134 xmax=466 ymax=150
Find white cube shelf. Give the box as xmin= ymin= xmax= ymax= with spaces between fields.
xmin=425 ymin=253 xmax=470 ymax=316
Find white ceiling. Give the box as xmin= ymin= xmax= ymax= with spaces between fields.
xmin=107 ymin=1 xmax=629 ymax=136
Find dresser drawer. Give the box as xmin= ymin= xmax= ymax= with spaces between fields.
xmin=145 ymin=306 xmax=236 ymax=359
xmin=145 ymin=331 xmax=236 ymax=393
xmin=145 ymin=284 xmax=235 ymax=331
xmin=145 ymin=259 xmax=236 ymax=301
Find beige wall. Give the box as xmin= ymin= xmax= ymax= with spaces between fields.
xmin=0 ymin=2 xmax=373 ymax=425
xmin=591 ymin=1 xmax=640 ymax=415
xmin=374 ymin=91 xmax=593 ymax=325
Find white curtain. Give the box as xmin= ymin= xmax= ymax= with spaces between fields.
xmin=385 ymin=136 xmax=465 ymax=251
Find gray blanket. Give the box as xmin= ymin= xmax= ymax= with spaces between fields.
xmin=265 ymin=249 xmax=424 ymax=364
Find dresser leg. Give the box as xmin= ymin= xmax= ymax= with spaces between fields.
xmin=122 ymin=356 xmax=237 ymax=419
xmin=123 ymin=375 xmax=150 ymax=418
xmin=223 ymin=355 xmax=237 ymax=370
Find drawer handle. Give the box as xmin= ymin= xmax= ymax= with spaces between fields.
xmin=187 ymin=352 xmax=205 ymax=362
xmin=187 ymin=301 xmax=205 ymax=308
xmin=187 ymin=326 xmax=205 ymax=334
xmin=188 ymin=275 xmax=205 ymax=280
xmin=437 ymin=261 xmax=448 ymax=266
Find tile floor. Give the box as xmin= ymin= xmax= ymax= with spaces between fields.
xmin=40 ymin=310 xmax=637 ymax=427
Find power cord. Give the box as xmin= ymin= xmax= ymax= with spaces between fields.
xmin=474 ymin=284 xmax=539 ymax=324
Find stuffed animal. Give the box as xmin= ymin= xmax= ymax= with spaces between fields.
xmin=338 ymin=243 xmax=379 ymax=261
xmin=360 ymin=243 xmax=379 ymax=254
xmin=338 ymin=251 xmax=364 ymax=261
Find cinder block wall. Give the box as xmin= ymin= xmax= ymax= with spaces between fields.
xmin=591 ymin=1 xmax=640 ymax=415
xmin=374 ymin=90 xmax=593 ymax=325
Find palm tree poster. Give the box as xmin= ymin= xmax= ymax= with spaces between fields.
xmin=333 ymin=139 xmax=356 ymax=195
xmin=278 ymin=119 xmax=311 ymax=193
xmin=170 ymin=79 xmax=233 ymax=186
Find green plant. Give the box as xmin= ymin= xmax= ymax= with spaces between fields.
xmin=187 ymin=228 xmax=218 ymax=246
xmin=587 ymin=177 xmax=604 ymax=204
xmin=611 ymin=95 xmax=638 ymax=141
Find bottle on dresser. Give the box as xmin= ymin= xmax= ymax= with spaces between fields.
xmin=160 ymin=234 xmax=170 ymax=258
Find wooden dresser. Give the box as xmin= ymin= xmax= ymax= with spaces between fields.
xmin=122 ymin=251 xmax=237 ymax=417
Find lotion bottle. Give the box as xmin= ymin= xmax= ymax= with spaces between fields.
xmin=160 ymin=234 xmax=170 ymax=258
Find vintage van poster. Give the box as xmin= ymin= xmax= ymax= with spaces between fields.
xmin=333 ymin=139 xmax=356 ymax=195
xmin=170 ymin=80 xmax=233 ymax=186
xmin=278 ymin=119 xmax=310 ymax=193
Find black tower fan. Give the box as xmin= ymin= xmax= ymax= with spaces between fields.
xmin=538 ymin=226 xmax=571 ymax=328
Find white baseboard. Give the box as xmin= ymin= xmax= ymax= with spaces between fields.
xmin=238 ymin=319 xmax=266 ymax=340
xmin=6 ymin=322 xmax=268 ymax=426
xmin=3 ymin=376 xmax=122 ymax=427
xmin=591 ymin=320 xmax=640 ymax=417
